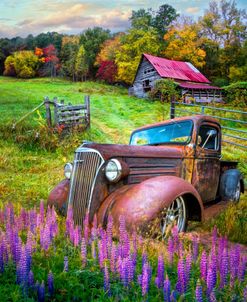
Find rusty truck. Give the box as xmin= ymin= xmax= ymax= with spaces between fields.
xmin=48 ymin=115 xmax=244 ymax=236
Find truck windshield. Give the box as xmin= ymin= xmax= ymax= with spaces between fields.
xmin=130 ymin=120 xmax=193 ymax=146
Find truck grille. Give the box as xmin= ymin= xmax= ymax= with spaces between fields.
xmin=68 ymin=148 xmax=104 ymax=225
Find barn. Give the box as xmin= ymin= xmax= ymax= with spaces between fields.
xmin=130 ymin=53 xmax=222 ymax=103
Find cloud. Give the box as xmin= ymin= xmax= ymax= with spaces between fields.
xmin=186 ymin=7 xmax=200 ymax=14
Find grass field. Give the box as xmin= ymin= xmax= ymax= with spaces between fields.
xmin=0 ymin=76 xmax=246 ymax=242
xmin=0 ymin=77 xmax=246 ymax=302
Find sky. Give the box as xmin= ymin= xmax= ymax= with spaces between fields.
xmin=0 ymin=0 xmax=246 ymax=38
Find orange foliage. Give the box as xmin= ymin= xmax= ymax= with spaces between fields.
xmin=95 ymin=34 xmax=123 ymax=66
xmin=35 ymin=47 xmax=43 ymax=57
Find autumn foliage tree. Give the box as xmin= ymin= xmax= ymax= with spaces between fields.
xmin=163 ymin=24 xmax=206 ymax=68
xmin=4 ymin=51 xmax=39 ymax=78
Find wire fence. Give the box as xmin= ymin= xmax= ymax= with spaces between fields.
xmin=170 ymin=100 xmax=247 ymax=149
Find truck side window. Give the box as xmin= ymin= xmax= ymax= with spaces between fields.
xmin=198 ymin=126 xmax=219 ymax=150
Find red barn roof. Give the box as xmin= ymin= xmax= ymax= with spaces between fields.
xmin=143 ymin=53 xmax=210 ymax=83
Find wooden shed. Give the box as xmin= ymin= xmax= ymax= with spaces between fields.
xmin=130 ymin=54 xmax=222 ymax=103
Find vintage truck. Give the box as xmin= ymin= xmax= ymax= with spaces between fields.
xmin=48 ymin=115 xmax=244 ymax=236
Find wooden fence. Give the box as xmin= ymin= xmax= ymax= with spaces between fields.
xmin=170 ymin=98 xmax=247 ymax=149
xmin=44 ymin=96 xmax=90 ymax=130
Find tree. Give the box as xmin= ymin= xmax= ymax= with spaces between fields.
xmin=163 ymin=24 xmax=206 ymax=68
xmin=199 ymin=0 xmax=246 ymax=79
xmin=75 ymin=45 xmax=88 ymax=81
xmin=115 ymin=28 xmax=161 ymax=84
xmin=60 ymin=36 xmax=79 ymax=80
xmin=41 ymin=44 xmax=60 ymax=77
xmin=80 ymin=27 xmax=111 ymax=77
xmin=130 ymin=5 xmax=178 ymax=39
xmin=95 ymin=34 xmax=122 ymax=83
xmin=4 ymin=51 xmax=39 ymax=78
xmin=152 ymin=4 xmax=179 ymax=39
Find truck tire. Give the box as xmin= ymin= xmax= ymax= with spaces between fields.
xmin=219 ymin=169 xmax=242 ymax=202
xmin=160 ymin=195 xmax=188 ymax=237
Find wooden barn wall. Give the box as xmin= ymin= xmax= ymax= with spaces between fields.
xmin=132 ymin=58 xmax=161 ymax=98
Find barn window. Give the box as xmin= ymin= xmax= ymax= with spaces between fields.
xmin=143 ymin=80 xmax=151 ymax=92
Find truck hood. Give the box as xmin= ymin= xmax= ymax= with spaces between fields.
xmin=82 ymin=142 xmax=186 ymax=160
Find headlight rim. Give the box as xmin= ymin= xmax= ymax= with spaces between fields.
xmin=105 ymin=158 xmax=122 ymax=183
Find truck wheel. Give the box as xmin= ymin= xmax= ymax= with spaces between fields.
xmin=220 ymin=169 xmax=242 ymax=202
xmin=160 ymin=196 xmax=188 ymax=237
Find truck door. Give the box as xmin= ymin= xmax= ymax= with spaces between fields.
xmin=192 ymin=123 xmax=221 ymax=202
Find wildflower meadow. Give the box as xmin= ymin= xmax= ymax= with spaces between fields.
xmin=0 ymin=201 xmax=246 ymax=301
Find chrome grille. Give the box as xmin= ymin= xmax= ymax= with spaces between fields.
xmin=68 ymin=147 xmax=104 ymax=225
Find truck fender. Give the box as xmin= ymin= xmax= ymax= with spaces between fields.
xmin=220 ymin=169 xmax=244 ymax=202
xmin=97 ymin=176 xmax=204 ymax=232
xmin=47 ymin=179 xmax=70 ymax=216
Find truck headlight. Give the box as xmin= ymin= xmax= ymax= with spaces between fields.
xmin=64 ymin=163 xmax=73 ymax=179
xmin=105 ymin=159 xmax=122 ymax=182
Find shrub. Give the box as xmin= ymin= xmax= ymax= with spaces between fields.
xmin=223 ymin=81 xmax=247 ymax=106
xmin=148 ymin=79 xmax=179 ymax=102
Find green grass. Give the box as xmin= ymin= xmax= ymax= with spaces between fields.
xmin=0 ymin=76 xmax=246 ymax=243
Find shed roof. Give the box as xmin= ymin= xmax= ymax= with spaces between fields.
xmin=143 ymin=54 xmax=210 ymax=83
xmin=178 ymin=82 xmax=221 ymax=90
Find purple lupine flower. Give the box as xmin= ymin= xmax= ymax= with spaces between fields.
xmin=195 ymin=280 xmax=203 ymax=302
xmin=220 ymin=248 xmax=228 ymax=288
xmin=38 ymin=281 xmax=45 ymax=302
xmin=155 ymin=254 xmax=165 ymax=289
xmin=171 ymin=226 xmax=179 ymax=253
xmin=176 ymin=258 xmax=186 ymax=294
xmin=167 ymin=238 xmax=174 ymax=264
xmin=103 ymin=263 xmax=110 ymax=293
xmin=81 ymin=238 xmax=87 ymax=267
xmin=29 ymin=209 xmax=37 ymax=234
xmin=230 ymin=245 xmax=240 ymax=286
xmin=48 ymin=271 xmax=54 ymax=296
xmin=64 ymin=256 xmax=68 ymax=272
xmin=66 ymin=206 xmax=73 ymax=236
xmin=39 ymin=201 xmax=45 ymax=225
xmin=127 ymin=254 xmax=135 ymax=284
xmin=119 ymin=215 xmax=126 ymax=240
xmin=209 ymin=289 xmax=217 ymax=302
xmin=142 ymin=251 xmax=148 ymax=267
xmin=163 ymin=274 xmax=171 ymax=302
xmin=0 ymin=238 xmax=4 ymax=273
xmin=206 ymin=267 xmax=217 ymax=295
xmin=106 ymin=215 xmax=113 ymax=256
xmin=239 ymin=256 xmax=247 ymax=282
xmin=123 ymin=232 xmax=130 ymax=259
xmin=192 ymin=236 xmax=199 ymax=262
xmin=83 ymin=212 xmax=90 ymax=244
xmin=110 ymin=243 xmax=117 ymax=273
xmin=170 ymin=290 xmax=179 ymax=302
xmin=141 ymin=262 xmax=151 ymax=296
xmin=28 ymin=270 xmax=34 ymax=287
xmin=18 ymin=245 xmax=29 ymax=286
xmin=185 ymin=253 xmax=192 ymax=290
xmin=200 ymin=250 xmax=207 ymax=281
xmin=73 ymin=225 xmax=81 ymax=247
xmin=91 ymin=214 xmax=98 ymax=240
xmin=243 ymin=286 xmax=247 ymax=302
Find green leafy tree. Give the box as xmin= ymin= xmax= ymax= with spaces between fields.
xmin=75 ymin=45 xmax=88 ymax=81
xmin=60 ymin=36 xmax=79 ymax=80
xmin=115 ymin=28 xmax=161 ymax=84
xmin=80 ymin=27 xmax=111 ymax=77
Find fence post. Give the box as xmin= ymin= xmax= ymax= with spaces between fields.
xmin=85 ymin=95 xmax=90 ymax=128
xmin=201 ymin=106 xmax=205 ymax=115
xmin=44 ymin=97 xmax=52 ymax=128
xmin=170 ymin=95 xmax=175 ymax=119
